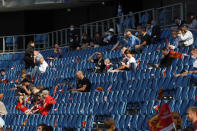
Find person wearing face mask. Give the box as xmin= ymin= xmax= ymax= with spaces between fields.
xmin=67 ymin=25 xmax=78 ymax=42
xmin=175 ymin=48 xmax=197 ymax=86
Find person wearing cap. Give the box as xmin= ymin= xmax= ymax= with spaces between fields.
xmin=178 ymin=25 xmax=194 ymax=47
xmin=103 ymin=28 xmax=117 ymax=45
xmin=37 ymin=90 xmax=56 ymax=115
xmin=0 ymin=94 xmax=7 ymax=128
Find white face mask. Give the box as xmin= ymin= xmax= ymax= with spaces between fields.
xmin=70 ymin=27 xmax=74 ymax=31
xmin=70 ymin=39 xmax=73 ymax=42
xmin=191 ymin=55 xmax=196 ymax=59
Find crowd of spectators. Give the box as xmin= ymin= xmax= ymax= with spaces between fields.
xmin=1 ymin=10 xmax=197 ymax=131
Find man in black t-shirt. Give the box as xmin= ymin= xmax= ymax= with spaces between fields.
xmin=70 ymin=71 xmax=91 ymax=92
xmin=133 ymin=27 xmax=151 ymax=53
xmin=88 ymin=52 xmax=106 ymax=73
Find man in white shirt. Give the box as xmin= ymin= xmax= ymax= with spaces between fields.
xmin=109 ymin=49 xmax=136 ymax=72
xmin=32 ymin=51 xmax=48 ymax=76
xmin=178 ymin=25 xmax=194 ymax=47
xmin=0 ymin=94 xmax=7 ymax=128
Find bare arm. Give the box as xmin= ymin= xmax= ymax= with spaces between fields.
xmin=71 ymin=85 xmax=87 ymax=92
xmin=88 ymin=52 xmax=97 ymax=63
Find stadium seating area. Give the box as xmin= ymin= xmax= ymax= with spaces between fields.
xmin=1 ymin=28 xmax=197 ymax=130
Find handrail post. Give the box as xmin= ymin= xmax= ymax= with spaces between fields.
xmin=2 ymin=37 xmax=5 ymax=53
xmin=180 ymin=3 xmax=184 ymax=20
xmin=65 ymin=29 xmax=68 ymax=45
xmin=2 ymin=0 xmax=5 ymax=6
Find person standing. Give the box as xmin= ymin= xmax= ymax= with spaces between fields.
xmin=24 ymin=41 xmax=35 ymax=69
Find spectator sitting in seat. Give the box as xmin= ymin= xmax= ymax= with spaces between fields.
xmin=37 ymin=90 xmax=56 ymax=115
xmin=0 ymin=94 xmax=7 ymax=128
xmin=188 ymin=13 xmax=197 ymax=30
xmin=81 ymin=34 xmax=90 ymax=50
xmin=93 ymin=32 xmax=103 ymax=46
xmin=171 ymin=112 xmax=182 ymax=131
xmin=124 ymin=30 xmax=141 ymax=48
xmin=134 ymin=25 xmax=142 ymax=38
xmin=178 ymin=25 xmax=194 ymax=47
xmin=175 ymin=48 xmax=197 ymax=86
xmin=54 ymin=43 xmax=62 ymax=59
xmin=32 ymin=51 xmax=48 ymax=76
xmin=89 ymin=41 xmax=99 ymax=48
xmin=16 ymin=78 xmax=35 ymax=104
xmin=186 ymin=106 xmax=197 ymax=130
xmin=148 ymin=47 xmax=183 ymax=69
xmin=88 ymin=52 xmax=106 ymax=73
xmin=103 ymin=28 xmax=117 ymax=45
xmin=110 ymin=49 xmax=136 ymax=72
xmin=105 ymin=59 xmax=113 ymax=72
xmin=37 ymin=123 xmax=47 ymax=131
xmin=0 ymin=69 xmax=8 ymax=84
xmin=24 ymin=41 xmax=35 ymax=69
xmin=167 ymin=30 xmax=180 ymax=50
xmin=173 ymin=17 xmax=185 ymax=29
xmin=133 ymin=27 xmax=151 ymax=53
xmin=70 ymin=70 xmax=92 ymax=92
xmin=146 ymin=23 xmax=153 ymax=36
xmin=104 ymin=118 xmax=116 ymax=131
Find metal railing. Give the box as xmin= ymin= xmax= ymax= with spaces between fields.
xmin=0 ymin=3 xmax=184 ymax=53
xmin=80 ymin=3 xmax=183 ymax=39
xmin=0 ymin=0 xmax=66 ymax=8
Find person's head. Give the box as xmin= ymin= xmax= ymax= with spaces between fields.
xmin=146 ymin=23 xmax=151 ymax=29
xmin=172 ymin=31 xmax=178 ymax=38
xmin=126 ymin=30 xmax=132 ymax=38
xmin=5 ymin=128 xmax=12 ymax=131
xmin=42 ymin=126 xmax=53 ymax=131
xmin=104 ymin=118 xmax=116 ymax=131
xmin=161 ymin=47 xmax=169 ymax=56
xmin=191 ymin=48 xmax=197 ymax=58
xmin=70 ymin=25 xmax=74 ymax=31
xmin=0 ymin=69 xmax=6 ymax=75
xmin=76 ymin=70 xmax=84 ymax=80
xmin=181 ymin=25 xmax=188 ymax=32
xmin=109 ymin=28 xmax=115 ymax=35
xmin=124 ymin=49 xmax=135 ymax=58
xmin=90 ymin=41 xmax=95 ymax=47
xmin=171 ymin=112 xmax=182 ymax=130
xmin=104 ymin=59 xmax=111 ymax=66
xmin=187 ymin=106 xmax=197 ymax=123
xmin=97 ymin=52 xmax=103 ymax=59
xmin=95 ymin=32 xmax=100 ymax=38
xmin=28 ymin=41 xmax=35 ymax=47
xmin=42 ymin=90 xmax=49 ymax=98
xmin=37 ymin=124 xmax=47 ymax=131
xmin=189 ymin=14 xmax=196 ymax=21
xmin=174 ymin=17 xmax=180 ymax=24
xmin=55 ymin=43 xmax=59 ymax=49
xmin=141 ymin=27 xmax=147 ymax=35
xmin=21 ymin=78 xmax=31 ymax=86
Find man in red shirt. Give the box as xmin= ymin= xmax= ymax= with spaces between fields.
xmin=37 ymin=90 xmax=56 ymax=115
